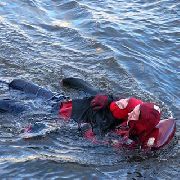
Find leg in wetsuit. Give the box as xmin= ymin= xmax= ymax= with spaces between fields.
xmin=0 ymin=79 xmax=70 ymax=135
xmin=0 ymin=79 xmax=68 ymax=114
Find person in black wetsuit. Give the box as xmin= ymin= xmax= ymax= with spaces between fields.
xmin=0 ymin=78 xmax=143 ymax=135
xmin=0 ymin=78 xmax=161 ymax=149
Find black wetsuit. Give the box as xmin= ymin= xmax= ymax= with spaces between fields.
xmin=0 ymin=79 xmax=67 ymax=114
xmin=71 ymin=96 xmax=121 ymax=136
xmin=0 ymin=79 xmax=121 ymax=136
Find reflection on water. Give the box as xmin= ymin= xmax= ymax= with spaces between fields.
xmin=0 ymin=0 xmax=179 ymax=179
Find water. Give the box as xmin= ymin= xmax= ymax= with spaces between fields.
xmin=0 ymin=0 xmax=179 ymax=179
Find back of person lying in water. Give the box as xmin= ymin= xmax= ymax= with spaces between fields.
xmin=0 ymin=79 xmax=161 ymax=149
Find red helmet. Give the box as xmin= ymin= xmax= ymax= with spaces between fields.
xmin=110 ymin=97 xmax=143 ymax=120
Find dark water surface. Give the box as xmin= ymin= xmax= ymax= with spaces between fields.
xmin=0 ymin=0 xmax=179 ymax=179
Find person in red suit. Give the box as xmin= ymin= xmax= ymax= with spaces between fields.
xmin=59 ymin=94 xmax=160 ymax=149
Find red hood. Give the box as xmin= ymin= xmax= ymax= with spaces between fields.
xmin=110 ymin=97 xmax=143 ymax=120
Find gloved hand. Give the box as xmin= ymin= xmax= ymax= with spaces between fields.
xmin=90 ymin=94 xmax=109 ymax=110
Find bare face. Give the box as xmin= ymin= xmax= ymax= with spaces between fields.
xmin=128 ymin=104 xmax=140 ymax=121
xmin=115 ymin=98 xmax=129 ymax=109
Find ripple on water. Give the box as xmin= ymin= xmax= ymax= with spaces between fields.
xmin=0 ymin=0 xmax=179 ymax=179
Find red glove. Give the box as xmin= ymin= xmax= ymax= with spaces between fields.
xmin=90 ymin=94 xmax=108 ymax=110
